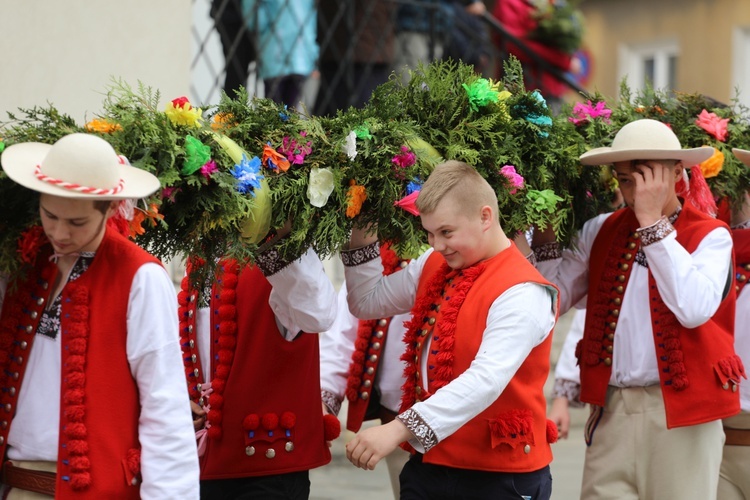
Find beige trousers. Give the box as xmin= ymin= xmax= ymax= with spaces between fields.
xmin=385 ymin=445 xmax=410 ymax=499
xmin=581 ymin=385 xmax=724 ymax=500
xmin=5 ymin=461 xmax=55 ymax=500
xmin=718 ymin=411 xmax=750 ymax=500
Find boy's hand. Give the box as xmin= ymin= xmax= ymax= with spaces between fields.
xmin=631 ymin=161 xmax=674 ymax=227
xmin=548 ymin=397 xmax=571 ymax=439
xmin=190 ymin=400 xmax=206 ymax=431
xmin=345 ymin=419 xmax=412 ymax=470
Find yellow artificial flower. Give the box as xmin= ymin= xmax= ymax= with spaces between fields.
xmin=165 ymin=96 xmax=202 ymax=128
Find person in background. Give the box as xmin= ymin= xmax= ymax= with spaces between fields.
xmin=0 ymin=133 xmax=200 ymax=498
xmin=314 ymin=0 xmax=396 ymax=116
xmin=319 ymin=244 xmax=411 ymax=499
xmin=211 ymin=0 xmax=256 ymax=97
xmin=242 ymin=0 xmax=318 ymax=108
xmin=717 ymin=148 xmax=750 ymax=500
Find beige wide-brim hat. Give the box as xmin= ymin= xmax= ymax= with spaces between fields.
xmin=1 ymin=133 xmax=160 ymax=200
xmin=579 ymin=118 xmax=714 ymax=167
xmin=733 ymin=148 xmax=750 ymax=167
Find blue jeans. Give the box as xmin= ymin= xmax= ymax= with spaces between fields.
xmin=399 ymin=453 xmax=552 ymax=500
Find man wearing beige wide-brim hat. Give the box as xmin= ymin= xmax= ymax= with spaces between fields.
xmin=518 ymin=119 xmax=740 ymax=500
xmin=715 ymin=148 xmax=750 ymax=500
xmin=0 ymin=133 xmax=199 ymax=498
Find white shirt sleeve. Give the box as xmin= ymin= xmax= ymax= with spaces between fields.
xmin=319 ymin=283 xmax=360 ymax=400
xmin=344 ymin=248 xmax=433 ymax=320
xmin=536 ymin=214 xmax=611 ymax=315
xmin=267 ymin=248 xmax=338 ymax=339
xmin=642 ymin=226 xmax=732 ymax=328
xmin=127 ymin=263 xmax=200 ymax=499
xmin=405 ymin=282 xmax=557 ymax=451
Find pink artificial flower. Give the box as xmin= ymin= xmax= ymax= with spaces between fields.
xmin=279 ymin=135 xmax=312 ymax=165
xmin=394 ymin=191 xmax=420 ymax=216
xmin=391 ymin=146 xmax=417 ymax=180
xmin=161 ymin=187 xmax=181 ymax=202
xmin=695 ymin=109 xmax=729 ymax=142
xmin=500 ymin=165 xmax=525 ymax=194
xmin=200 ymin=160 xmax=218 ymax=178
xmin=568 ymin=100 xmax=612 ymax=126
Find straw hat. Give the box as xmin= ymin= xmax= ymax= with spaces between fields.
xmin=732 ymin=148 xmax=750 ymax=167
xmin=579 ymin=119 xmax=714 ymax=166
xmin=0 ymin=133 xmax=160 ymax=199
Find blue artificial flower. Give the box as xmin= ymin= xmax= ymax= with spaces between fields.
xmin=524 ymin=91 xmax=552 ymax=137
xmin=406 ymin=177 xmax=423 ymax=195
xmin=279 ymin=105 xmax=289 ymax=122
xmin=230 ymin=154 xmax=264 ymax=196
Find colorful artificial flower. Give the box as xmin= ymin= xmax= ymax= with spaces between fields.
xmin=354 ymin=124 xmax=373 ymax=140
xmin=394 ymin=191 xmax=420 ymax=216
xmin=279 ymin=105 xmax=289 ymax=122
xmin=129 ymin=203 xmax=164 ymax=238
xmin=0 ymin=141 xmax=5 ymax=153
xmin=695 ymin=109 xmax=729 ymax=142
xmin=84 ymin=118 xmax=122 ymax=134
xmin=200 ymin=160 xmax=219 ymax=178
xmin=262 ymin=143 xmax=290 ymax=172
xmin=391 ymin=145 xmax=417 ymax=179
xmin=462 ymin=78 xmax=500 ymax=112
xmin=526 ymin=189 xmax=563 ymax=213
xmin=345 ymin=180 xmax=367 ymax=218
xmin=182 ymin=136 xmax=212 ymax=175
xmin=499 ymin=165 xmax=525 ymax=194
xmin=278 ymin=135 xmax=312 ymax=165
xmin=699 ymin=146 xmax=724 ymax=178
xmin=344 ymin=131 xmax=358 ymax=160
xmin=307 ymin=167 xmax=335 ymax=207
xmin=522 ymin=91 xmax=553 ymax=136
xmin=165 ymin=96 xmax=202 ymax=128
xmin=230 ymin=155 xmax=264 ymax=196
xmin=568 ymin=100 xmax=612 ymax=126
xmin=162 ymin=186 xmax=181 ymax=202
xmin=210 ymin=112 xmax=235 ymax=130
xmin=406 ymin=177 xmax=423 ymax=195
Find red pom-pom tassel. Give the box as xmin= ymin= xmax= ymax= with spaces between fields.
xmin=323 ymin=414 xmax=341 ymax=441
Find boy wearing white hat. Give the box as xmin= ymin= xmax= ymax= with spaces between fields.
xmin=517 ymin=119 xmax=743 ymax=499
xmin=0 ymin=133 xmax=200 ymax=498
xmin=716 ymin=148 xmax=750 ymax=500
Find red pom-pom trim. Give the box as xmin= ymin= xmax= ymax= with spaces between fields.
xmin=546 ymin=419 xmax=559 ymax=444
xmin=262 ymin=413 xmax=279 ymax=431
xmin=323 ymin=413 xmax=341 ymax=441
xmin=243 ymin=414 xmax=260 ymax=431
xmin=280 ymin=411 xmax=296 ymax=429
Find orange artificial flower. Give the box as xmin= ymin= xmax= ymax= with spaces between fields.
xmin=128 ymin=203 xmax=164 ymax=238
xmin=699 ymin=147 xmax=724 ymax=179
xmin=262 ymin=143 xmax=290 ymax=172
xmin=345 ymin=180 xmax=367 ymax=218
xmin=85 ymin=118 xmax=122 ymax=134
xmin=211 ymin=112 xmax=235 ymax=130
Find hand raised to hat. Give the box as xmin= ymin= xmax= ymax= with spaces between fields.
xmin=631 ymin=160 xmax=676 ymax=228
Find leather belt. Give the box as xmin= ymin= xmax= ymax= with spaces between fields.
xmin=724 ymin=427 xmax=750 ymax=446
xmin=1 ymin=461 xmax=56 ymax=496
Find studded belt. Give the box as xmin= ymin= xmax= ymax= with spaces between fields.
xmin=724 ymin=427 xmax=750 ymax=446
xmin=1 ymin=461 xmax=56 ymax=496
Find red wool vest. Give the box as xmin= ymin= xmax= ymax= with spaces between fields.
xmin=0 ymin=228 xmax=159 ymax=498
xmin=581 ymin=205 xmax=744 ymax=428
xmin=733 ymin=228 xmax=750 ymax=295
xmin=402 ymin=244 xmax=559 ymax=472
xmin=180 ymin=262 xmax=331 ymax=479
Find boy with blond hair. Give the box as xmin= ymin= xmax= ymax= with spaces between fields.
xmin=341 ymin=160 xmax=559 ymax=499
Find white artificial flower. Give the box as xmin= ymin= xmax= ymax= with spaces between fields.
xmin=344 ymin=130 xmax=357 ymax=160
xmin=307 ymin=167 xmax=335 ymax=207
